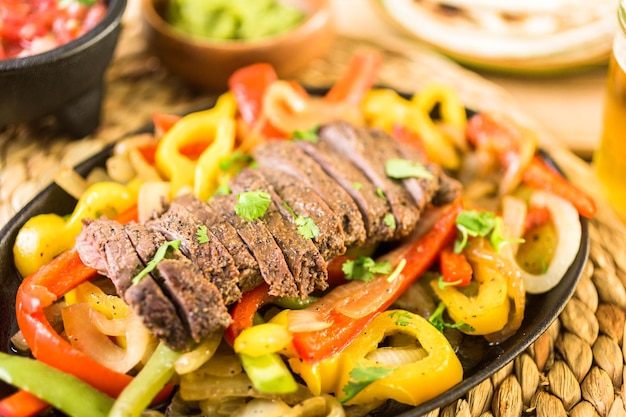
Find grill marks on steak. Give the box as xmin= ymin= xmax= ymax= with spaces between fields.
xmin=229 ymin=168 xmax=329 ymax=297
xmin=75 ymin=121 xmax=463 ymax=351
xmin=252 ymin=141 xmax=367 ymax=248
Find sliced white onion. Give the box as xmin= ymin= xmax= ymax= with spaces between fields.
xmin=514 ymin=191 xmax=581 ymax=294
xmin=286 ymin=309 xmax=332 ymax=333
xmin=501 ymin=195 xmax=528 ymax=257
xmin=174 ymin=331 xmax=223 ymax=375
xmin=63 ymin=303 xmax=151 ymax=374
xmin=365 ymin=346 xmax=428 ymax=367
xmin=137 ymin=181 xmax=171 ymax=223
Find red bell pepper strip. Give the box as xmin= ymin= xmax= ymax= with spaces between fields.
xmin=291 ymin=199 xmax=462 ymax=363
xmin=524 ymin=204 xmax=551 ymax=232
xmin=228 ymin=63 xmax=285 ymax=139
xmin=224 ymin=283 xmax=274 ymax=345
xmin=439 ymin=245 xmax=473 ymax=286
xmin=323 ymin=49 xmax=382 ymax=105
xmin=390 ymin=124 xmax=428 ymax=159
xmin=0 ymin=390 xmax=48 ymax=417
xmin=153 ymin=112 xmax=181 ymax=138
xmin=522 ymin=155 xmax=596 ymax=218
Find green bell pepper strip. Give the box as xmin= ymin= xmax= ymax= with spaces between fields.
xmin=109 ymin=342 xmax=181 ymax=417
xmin=0 ymin=352 xmax=115 ymax=417
xmin=239 ymin=353 xmax=298 ymax=394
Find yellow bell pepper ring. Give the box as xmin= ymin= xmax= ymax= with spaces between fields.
xmin=431 ymin=248 xmax=511 ymax=335
xmin=289 ymin=310 xmax=463 ymax=407
xmin=13 ymin=181 xmax=136 ymax=277
xmin=155 ymin=92 xmax=237 ymax=198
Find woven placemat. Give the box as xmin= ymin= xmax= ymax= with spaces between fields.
xmin=1 ymin=15 xmax=626 ymax=417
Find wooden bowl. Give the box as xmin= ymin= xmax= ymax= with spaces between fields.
xmin=140 ymin=0 xmax=335 ymax=92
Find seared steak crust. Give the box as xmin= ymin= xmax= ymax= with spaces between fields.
xmin=210 ymin=193 xmax=298 ymax=297
xmin=229 ymin=168 xmax=329 ymax=297
xmin=252 ymin=141 xmax=367 ymax=248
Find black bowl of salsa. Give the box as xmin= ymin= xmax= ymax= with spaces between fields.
xmin=0 ymin=0 xmax=127 ymax=137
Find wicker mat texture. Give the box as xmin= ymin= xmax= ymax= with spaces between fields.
xmin=2 ymin=16 xmax=626 ymax=417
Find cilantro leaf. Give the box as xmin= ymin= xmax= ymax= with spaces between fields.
xmin=196 ymin=225 xmax=210 ymax=243
xmin=389 ymin=311 xmax=412 ymax=327
xmin=235 ymin=191 xmax=271 ymax=221
xmin=342 ymin=256 xmax=393 ymax=282
xmin=219 ymin=151 xmax=253 ymax=172
xmin=376 ymin=187 xmax=386 ymax=199
xmin=292 ymin=125 xmax=319 ymax=142
xmin=352 ymin=182 xmax=363 ymax=190
xmin=295 ymin=215 xmax=320 ymax=239
xmin=490 ymin=217 xmax=524 ymax=253
xmin=428 ymin=302 xmax=475 ymax=333
xmin=383 ymin=213 xmax=396 ymax=230
xmin=341 ymin=364 xmax=396 ymax=404
xmin=454 ymin=210 xmax=524 ymax=253
xmin=132 ymin=240 xmax=181 ymax=285
xmin=385 ymin=158 xmax=434 ymax=180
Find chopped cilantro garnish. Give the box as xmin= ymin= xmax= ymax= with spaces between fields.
xmin=342 ymin=256 xmax=393 ymax=282
xmin=384 ymin=158 xmax=434 ymax=180
xmin=292 ymin=125 xmax=319 ymax=142
xmin=389 ymin=311 xmax=412 ymax=327
xmin=281 ymin=201 xmax=320 ymax=239
xmin=132 ymin=240 xmax=181 ymax=285
xmin=383 ymin=213 xmax=396 ymax=230
xmin=196 ymin=225 xmax=210 ymax=243
xmin=352 ymin=182 xmax=363 ymax=190
xmin=341 ymin=364 xmax=396 ymax=404
xmin=295 ymin=215 xmax=320 ymax=239
xmin=428 ymin=301 xmax=474 ymax=333
xmin=235 ymin=191 xmax=271 ymax=221
xmin=219 ymin=151 xmax=253 ymax=172
xmin=376 ymin=187 xmax=386 ymax=199
xmin=437 ymin=275 xmax=463 ymax=289
xmin=454 ymin=210 xmax=524 ymax=253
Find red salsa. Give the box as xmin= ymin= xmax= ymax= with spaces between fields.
xmin=0 ymin=0 xmax=107 ymax=59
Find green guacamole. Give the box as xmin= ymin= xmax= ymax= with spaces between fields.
xmin=167 ymin=0 xmax=306 ymax=41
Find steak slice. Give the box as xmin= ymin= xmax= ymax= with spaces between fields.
xmin=318 ymin=122 xmax=421 ymax=240
xmin=258 ymin=167 xmax=346 ymax=260
xmin=229 ymin=168 xmax=328 ymax=297
xmin=76 ymin=218 xmax=190 ymax=351
xmin=296 ymin=140 xmax=394 ymax=244
xmin=175 ymin=193 xmax=263 ymax=293
xmin=125 ymin=223 xmax=231 ymax=345
xmin=252 ymin=141 xmax=366 ymax=248
xmin=210 ymin=193 xmax=298 ymax=297
xmin=147 ymin=203 xmax=241 ymax=305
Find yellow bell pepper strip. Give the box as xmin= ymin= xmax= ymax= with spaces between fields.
xmin=406 ymin=83 xmax=465 ymax=170
xmin=290 ymin=200 xmax=462 ymax=363
xmin=431 ymin=238 xmax=511 ymax=335
xmin=0 ymin=352 xmax=115 ymax=417
xmin=288 ymin=310 xmax=462 ymax=406
xmin=13 ymin=181 xmax=136 ymax=277
xmin=109 ymin=342 xmax=181 ymax=417
xmin=64 ymin=280 xmax=131 ymax=319
xmin=154 ymin=92 xmax=237 ymax=197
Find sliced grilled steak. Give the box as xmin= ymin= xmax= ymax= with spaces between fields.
xmin=229 ymin=168 xmax=328 ymax=297
xmin=252 ymin=141 xmax=366 ymax=248
xmin=258 ymin=167 xmax=346 ymax=260
xmin=76 ymin=218 xmax=190 ymax=351
xmin=125 ymin=222 xmax=231 ymax=346
xmin=296 ymin=140 xmax=394 ymax=244
xmin=318 ymin=122 xmax=421 ymax=240
xmin=147 ymin=203 xmax=241 ymax=305
xmin=369 ymin=128 xmax=448 ymax=210
xmin=210 ymin=193 xmax=298 ymax=297
xmin=175 ymin=193 xmax=263 ymax=293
